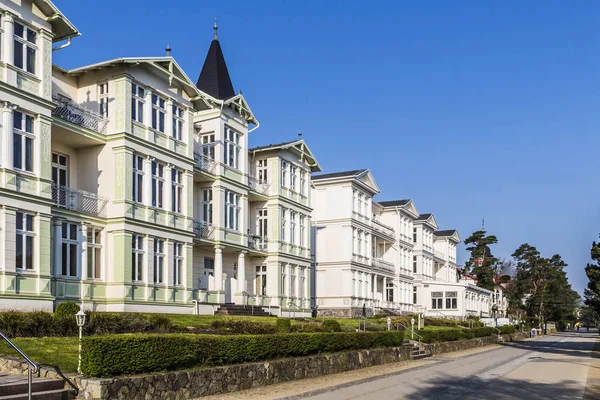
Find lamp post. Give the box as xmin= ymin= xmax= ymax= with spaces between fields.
xmin=411 ymin=318 xmax=415 ymax=339
xmin=76 ymin=308 xmax=86 ymax=374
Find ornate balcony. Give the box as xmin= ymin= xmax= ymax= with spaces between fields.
xmin=52 ymin=95 xmax=108 ymax=133
xmin=248 ymin=176 xmax=270 ymax=194
xmin=248 ymin=235 xmax=268 ymax=251
xmin=372 ymin=258 xmax=396 ymax=273
xmin=372 ymin=219 xmax=395 ymax=238
xmin=193 ymin=153 xmax=216 ymax=174
xmin=51 ymin=184 xmax=108 ymax=217
xmin=193 ymin=221 xmax=214 ymax=239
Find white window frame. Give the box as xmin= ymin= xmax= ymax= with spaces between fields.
xmin=445 ymin=291 xmax=458 ymax=309
xmin=202 ymin=189 xmax=213 ymax=223
xmin=281 ymin=161 xmax=288 ymax=188
xmin=290 ymin=211 xmax=296 ymax=245
xmin=299 ymin=170 xmax=306 ymax=195
xmin=289 ymin=164 xmax=297 ymax=191
xmin=281 ymin=263 xmax=287 ymax=296
xmin=299 ymin=267 xmax=306 ymax=298
xmin=281 ymin=208 xmax=286 ymax=242
xmin=257 ymin=159 xmax=268 ymax=183
xmin=224 ymin=190 xmax=240 ymax=231
xmin=290 ymin=265 xmax=297 ymax=297
xmin=132 ymin=235 xmax=144 ymax=282
xmin=87 ymin=227 xmax=102 ymax=280
xmin=132 ymin=154 xmax=144 ymax=203
xmin=174 ymin=242 xmax=183 ymax=286
xmin=98 ymin=82 xmax=109 ymax=118
xmin=299 ymin=215 xmax=305 ymax=247
xmin=13 ymin=110 xmax=34 ymax=172
xmin=151 ymin=161 xmax=164 ymax=208
xmin=224 ymin=127 xmax=241 ymax=169
xmin=153 ymin=238 xmax=164 ymax=284
xmin=257 ymin=209 xmax=268 ymax=239
xmin=431 ymin=291 xmax=443 ymax=309
xmin=201 ymin=134 xmax=215 ymax=160
xmin=255 ymin=265 xmax=267 ymax=296
xmin=386 ymin=281 xmax=394 ymax=302
xmin=171 ymin=168 xmax=183 ymax=213
xmin=15 ymin=212 xmax=34 ymax=270
xmin=151 ymin=93 xmax=166 ymax=133
xmin=131 ymin=84 xmax=145 ymax=123
xmin=13 ymin=21 xmax=37 ymax=74
xmin=172 ymin=104 xmax=184 ymax=140
xmin=61 ymin=222 xmax=78 ymax=277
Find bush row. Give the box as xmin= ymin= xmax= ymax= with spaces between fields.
xmin=417 ymin=325 xmax=517 ymax=343
xmin=81 ymin=331 xmax=406 ymax=377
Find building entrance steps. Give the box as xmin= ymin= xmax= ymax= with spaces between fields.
xmin=0 ymin=375 xmax=72 ymax=399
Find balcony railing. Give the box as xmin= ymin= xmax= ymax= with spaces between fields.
xmin=372 ymin=258 xmax=396 ymax=273
xmin=51 ymin=184 xmax=108 ymax=217
xmin=248 ymin=176 xmax=270 ymax=194
xmin=193 ymin=221 xmax=214 ymax=239
xmin=193 ymin=153 xmax=216 ymax=174
xmin=52 ymin=94 xmax=108 ymax=133
xmin=434 ymin=249 xmax=446 ymax=261
xmin=248 ymin=236 xmax=268 ymax=251
xmin=372 ymin=220 xmax=395 ymax=238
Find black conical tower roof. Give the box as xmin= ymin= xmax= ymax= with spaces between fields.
xmin=196 ymin=36 xmax=235 ymax=100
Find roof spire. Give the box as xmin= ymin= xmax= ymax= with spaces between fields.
xmin=213 ymin=17 xmax=218 ymax=40
xmin=298 ymin=131 xmax=303 ymax=139
xmin=165 ymin=44 xmax=171 ymax=56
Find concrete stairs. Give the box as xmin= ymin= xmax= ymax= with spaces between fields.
xmin=0 ymin=375 xmax=72 ymax=399
xmin=214 ymin=304 xmax=273 ymax=317
xmin=411 ymin=344 xmax=431 ymax=360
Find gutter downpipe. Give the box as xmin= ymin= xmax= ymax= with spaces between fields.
xmin=52 ymin=36 xmax=73 ymax=52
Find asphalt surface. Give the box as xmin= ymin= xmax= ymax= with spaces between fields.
xmin=296 ymin=330 xmax=598 ymax=400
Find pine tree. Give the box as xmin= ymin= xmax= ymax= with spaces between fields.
xmin=463 ymin=230 xmax=498 ymax=290
xmin=584 ymin=240 xmax=600 ymax=316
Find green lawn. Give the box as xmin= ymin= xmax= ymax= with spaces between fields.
xmin=0 ymin=337 xmax=79 ymax=373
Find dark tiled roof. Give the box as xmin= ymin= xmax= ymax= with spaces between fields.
xmin=248 ymin=140 xmax=299 ymax=152
xmin=416 ymin=213 xmax=432 ymax=221
xmin=378 ymin=200 xmax=410 ymax=207
xmin=434 ymin=230 xmax=457 ymax=237
xmin=311 ymin=169 xmax=367 ymax=181
xmin=196 ymin=39 xmax=235 ymax=100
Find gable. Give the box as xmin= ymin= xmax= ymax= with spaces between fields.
xmin=404 ymin=200 xmax=419 ymax=218
xmin=356 ymin=170 xmax=380 ymax=194
xmin=427 ymin=214 xmax=439 ymax=230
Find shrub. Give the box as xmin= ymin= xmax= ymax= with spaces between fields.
xmin=81 ymin=331 xmax=406 ymax=377
xmin=276 ymin=318 xmax=291 ymax=333
xmin=55 ymin=302 xmax=81 ymax=320
xmin=211 ymin=319 xmax=276 ymax=335
xmin=291 ymin=322 xmax=329 ymax=333
xmin=497 ymin=325 xmax=516 ymax=335
xmin=322 ymin=319 xmax=341 ymax=332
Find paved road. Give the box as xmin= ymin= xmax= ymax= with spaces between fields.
xmin=298 ymin=330 xmax=598 ymax=400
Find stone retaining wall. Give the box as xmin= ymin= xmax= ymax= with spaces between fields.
xmin=0 ymin=330 xmax=531 ymax=400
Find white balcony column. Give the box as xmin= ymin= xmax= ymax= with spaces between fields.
xmin=1 ymin=102 xmax=16 ymax=169
xmin=79 ymin=223 xmax=88 ymax=281
xmin=143 ymin=88 xmax=153 ymax=139
xmin=214 ymin=246 xmax=223 ymax=291
xmin=144 ymin=156 xmax=153 ymax=207
xmin=383 ymin=276 xmax=387 ymax=304
xmin=164 ymin=164 xmax=173 ymax=213
xmin=237 ymin=251 xmax=246 ymax=293
xmin=165 ymin=99 xmax=174 ymax=143
xmin=2 ymin=12 xmax=14 ymax=65
xmin=53 ymin=218 xmax=63 ymax=276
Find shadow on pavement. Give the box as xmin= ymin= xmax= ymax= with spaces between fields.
xmin=499 ymin=331 xmax=599 ymax=362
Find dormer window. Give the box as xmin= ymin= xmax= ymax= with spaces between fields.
xmin=151 ymin=94 xmax=166 ymax=133
xmin=13 ymin=22 xmax=37 ymax=74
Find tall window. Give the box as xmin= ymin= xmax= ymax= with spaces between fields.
xmin=151 ymin=94 xmax=166 ymax=132
xmin=290 ymin=211 xmax=296 ymax=244
xmin=171 ymin=168 xmax=183 ymax=213
xmin=13 ymin=22 xmax=36 ymax=74
xmin=225 ymin=190 xmax=240 ymax=231
xmin=153 ymin=239 xmax=164 ymax=284
xmin=280 ymin=208 xmax=286 ymax=242
xmin=257 ymin=209 xmax=268 ymax=239
xmin=172 ymin=104 xmax=184 ymax=140
xmin=132 ymin=154 xmax=144 ymax=203
xmin=151 ymin=161 xmax=164 ymax=208
xmin=87 ymin=227 xmax=102 ymax=280
xmin=98 ymin=82 xmax=109 ymax=118
xmin=290 ymin=266 xmax=297 ymax=297
xmin=201 ymin=134 xmax=215 ymax=159
xmin=202 ymin=189 xmax=212 ymax=223
xmin=255 ymin=265 xmax=267 ymax=296
xmin=357 ymin=230 xmax=363 ymax=256
xmin=281 ymin=263 xmax=287 ymax=296
xmin=413 ymin=228 xmax=417 ymax=243
xmin=131 ymin=84 xmax=145 ymax=123
xmin=352 ymin=190 xmax=357 ymax=212
xmin=352 ymin=228 xmax=357 ymax=254
xmin=61 ymin=222 xmax=78 ymax=277
xmin=15 ymin=212 xmax=34 ymax=270
xmin=132 ymin=235 xmax=144 ymax=282
xmin=224 ymin=128 xmax=241 ymax=168
xmin=281 ymin=161 xmax=288 ymax=188
xmin=431 ymin=292 xmax=443 ymax=309
xmin=13 ymin=111 xmax=34 ymax=172
xmin=257 ymin=159 xmax=268 ymax=183
xmin=299 ymin=267 xmax=306 ymax=298
xmin=413 ymin=256 xmax=417 ymax=273
xmin=204 ymin=258 xmax=214 ymax=275
xmin=386 ymin=282 xmax=394 ymax=302
xmin=299 ymin=215 xmax=305 ymax=247
xmin=289 ymin=165 xmax=297 ymax=191
xmin=174 ymin=242 xmax=183 ymax=285
xmin=413 ymin=286 xmax=417 ymax=304
xmin=357 ymin=193 xmax=363 ymax=215
xmin=445 ymin=292 xmax=457 ymax=309
xmin=300 ymin=170 xmax=306 ymax=195
xmin=51 ymin=152 xmax=68 ymax=205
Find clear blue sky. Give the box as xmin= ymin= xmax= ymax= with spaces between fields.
xmin=54 ymin=0 xmax=600 ymax=295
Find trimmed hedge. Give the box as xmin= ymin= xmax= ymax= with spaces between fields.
xmin=322 ymin=319 xmax=341 ymax=332
xmin=276 ymin=318 xmax=291 ymax=333
xmin=417 ymin=326 xmax=503 ymax=343
xmin=81 ymin=331 xmax=406 ymax=377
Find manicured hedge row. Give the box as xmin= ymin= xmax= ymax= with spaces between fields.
xmin=417 ymin=326 xmax=516 ymax=343
xmin=81 ymin=331 xmax=406 ymax=377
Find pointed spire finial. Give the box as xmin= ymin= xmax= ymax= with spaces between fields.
xmin=165 ymin=44 xmax=171 ymax=56
xmin=213 ymin=17 xmax=218 ymax=40
xmin=298 ymin=131 xmax=303 ymax=139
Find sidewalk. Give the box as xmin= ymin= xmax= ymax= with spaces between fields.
xmin=584 ymin=335 xmax=600 ymax=400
